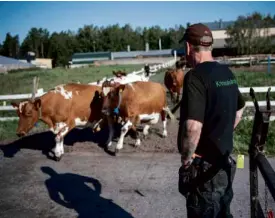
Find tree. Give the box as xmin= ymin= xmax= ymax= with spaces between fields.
xmin=1 ymin=33 xmax=20 ymax=58
xmin=20 ymin=27 xmax=50 ymax=58
xmin=226 ymin=12 xmax=275 ymax=55
xmin=48 ymin=31 xmax=79 ymax=67
xmin=76 ymin=25 xmax=100 ymax=52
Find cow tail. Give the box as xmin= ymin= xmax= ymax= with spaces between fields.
xmin=163 ymin=106 xmax=175 ymax=122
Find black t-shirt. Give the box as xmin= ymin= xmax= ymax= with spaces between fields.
xmin=177 ymin=61 xmax=245 ymax=163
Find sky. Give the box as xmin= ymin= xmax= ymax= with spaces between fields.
xmin=0 ymin=1 xmax=275 ymax=44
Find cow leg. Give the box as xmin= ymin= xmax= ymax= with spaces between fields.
xmin=176 ymin=87 xmax=181 ymax=103
xmin=53 ymin=122 xmax=72 ymax=161
xmin=160 ymin=110 xmax=168 ymax=138
xmin=115 ymin=119 xmax=132 ymax=152
xmin=129 ymin=125 xmax=141 ymax=147
xmin=107 ymin=117 xmax=115 ymax=147
xmin=131 ymin=117 xmax=141 ymax=147
xmin=169 ymin=90 xmax=175 ymax=104
xmin=140 ymin=113 xmax=160 ymax=139
xmin=143 ymin=125 xmax=150 ymax=138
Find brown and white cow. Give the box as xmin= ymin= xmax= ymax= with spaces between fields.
xmin=100 ymin=80 xmax=175 ymax=153
xmin=164 ymin=59 xmax=185 ymax=104
xmin=11 ymin=83 xmax=105 ymax=161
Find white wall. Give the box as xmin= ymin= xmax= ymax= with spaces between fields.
xmin=212 ymin=27 xmax=275 ymax=39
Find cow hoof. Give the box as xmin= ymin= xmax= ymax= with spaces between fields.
xmin=162 ymin=132 xmax=168 ymax=138
xmin=115 ymin=149 xmax=120 ymax=154
xmin=134 ymin=139 xmax=141 ymax=147
xmin=55 ymin=155 xmax=63 ymax=162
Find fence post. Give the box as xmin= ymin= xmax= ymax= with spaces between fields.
xmin=268 ymin=55 xmax=271 ymax=75
xmin=249 ymin=88 xmax=261 ymax=218
xmin=173 ymin=50 xmax=177 ymax=62
xmin=248 ymin=87 xmax=272 ymax=218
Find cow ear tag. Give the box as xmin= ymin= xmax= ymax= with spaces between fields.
xmin=119 ymin=88 xmax=123 ymax=93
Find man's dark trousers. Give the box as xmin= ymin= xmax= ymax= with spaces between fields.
xmin=181 ymin=157 xmax=236 ymax=218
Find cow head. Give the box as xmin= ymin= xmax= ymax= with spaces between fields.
xmin=11 ymin=99 xmax=42 ymax=137
xmin=166 ymin=69 xmax=178 ymax=88
xmin=101 ymin=79 xmax=125 ymax=116
xmin=11 ymin=76 xmax=41 ymax=137
xmin=176 ymin=59 xmax=186 ymax=70
xmin=113 ymin=70 xmax=127 ymax=78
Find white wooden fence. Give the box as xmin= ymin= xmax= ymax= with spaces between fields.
xmin=217 ymin=55 xmax=275 ymax=66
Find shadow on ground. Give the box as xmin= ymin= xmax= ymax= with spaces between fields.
xmin=41 ymin=166 xmax=134 ymax=218
xmin=0 ymin=123 xmax=141 ymax=160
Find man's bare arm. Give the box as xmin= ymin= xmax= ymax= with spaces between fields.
xmin=181 ymin=119 xmax=203 ymax=165
xmin=234 ymin=105 xmax=246 ymax=129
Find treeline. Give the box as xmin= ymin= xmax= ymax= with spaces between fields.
xmin=0 ymin=12 xmax=275 ymax=67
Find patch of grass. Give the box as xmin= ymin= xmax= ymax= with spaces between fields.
xmin=234 ymin=71 xmax=275 ymax=87
xmin=0 ymin=120 xmax=19 ymax=142
xmin=0 ymin=64 xmax=144 ymax=95
xmin=0 ymin=120 xmax=51 ymax=142
xmin=233 ymin=119 xmax=275 ymax=156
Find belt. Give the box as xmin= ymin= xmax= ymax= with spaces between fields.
xmin=191 ymin=153 xmax=234 ymax=169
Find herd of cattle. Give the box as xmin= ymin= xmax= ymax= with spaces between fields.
xmin=10 ymin=59 xmax=186 ymax=161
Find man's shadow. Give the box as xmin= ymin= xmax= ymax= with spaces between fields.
xmin=41 ymin=166 xmax=134 ymax=218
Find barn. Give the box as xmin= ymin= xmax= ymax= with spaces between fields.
xmin=71 ymin=52 xmax=112 ymax=66
xmin=204 ymin=19 xmax=275 ymax=57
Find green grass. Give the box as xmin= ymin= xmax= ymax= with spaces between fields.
xmin=233 ymin=119 xmax=275 ymax=156
xmin=0 ymin=120 xmax=19 ymax=142
xmin=0 ymin=64 xmax=144 ymax=95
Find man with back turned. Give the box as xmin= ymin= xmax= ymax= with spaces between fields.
xmin=177 ymin=23 xmax=246 ymax=217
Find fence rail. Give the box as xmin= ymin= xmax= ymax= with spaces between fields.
xmin=217 ymin=55 xmax=275 ymax=66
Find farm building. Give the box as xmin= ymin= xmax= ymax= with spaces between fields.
xmin=0 ymin=55 xmax=35 ymax=73
xmin=71 ymin=52 xmax=112 ymax=65
xmin=203 ymin=19 xmax=275 ymax=56
xmin=70 ymin=49 xmax=173 ymax=67
xmin=112 ymin=49 xmax=172 ymax=59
